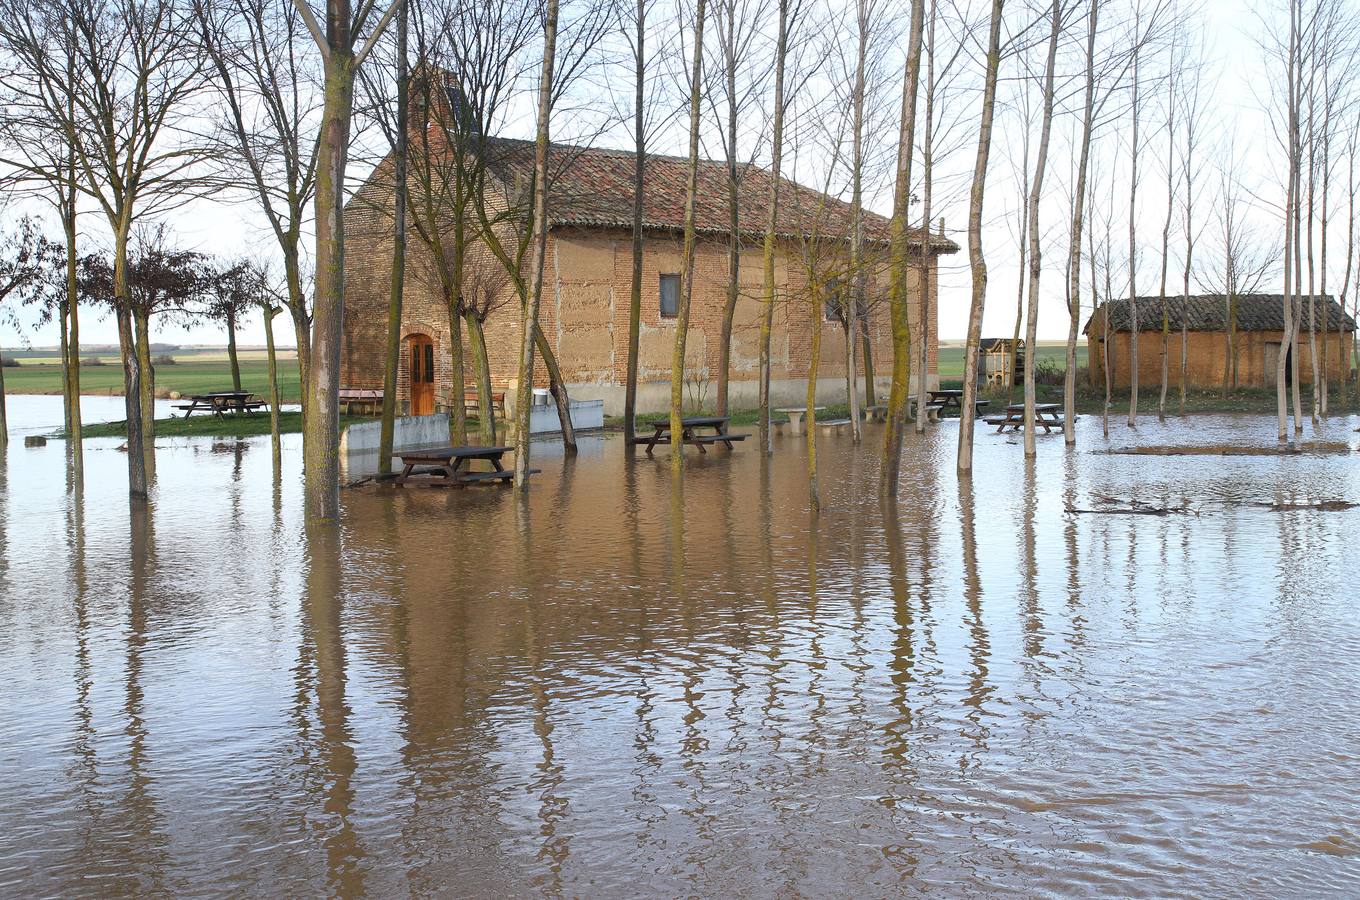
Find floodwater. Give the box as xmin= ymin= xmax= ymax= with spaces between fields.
xmin=3 ymin=399 xmax=1360 ymax=897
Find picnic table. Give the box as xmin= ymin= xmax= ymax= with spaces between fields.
xmin=174 ymin=391 xmax=266 ymax=418
xmin=984 ymin=402 xmax=1063 ymax=433
xmin=392 ymin=445 xmax=537 ymax=486
xmin=640 ymin=416 xmax=747 ymax=455
xmin=339 ymin=388 xmax=383 ymax=414
xmin=774 ymin=406 xmax=825 ymax=435
xmin=928 ymin=389 xmax=965 ymax=411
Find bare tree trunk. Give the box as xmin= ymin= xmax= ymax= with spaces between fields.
xmin=715 ymin=4 xmax=740 ymax=417
xmin=847 ymin=0 xmax=870 ymax=443
xmin=956 ymin=0 xmax=1004 ymax=475
xmin=1278 ymin=0 xmax=1298 ymax=439
xmin=303 ymin=36 xmax=356 ymax=518
xmin=624 ymin=0 xmax=645 ymax=447
xmin=379 ymin=0 xmax=407 ymax=476
xmin=58 ymin=303 xmax=71 ymax=443
xmin=1157 ymin=39 xmax=1175 ymax=420
xmin=514 ymin=0 xmax=559 ymax=489
xmin=1064 ymin=0 xmax=1098 ymax=444
xmin=881 ymin=0 xmax=925 ymax=493
xmin=914 ymin=0 xmax=937 ymax=437
xmin=1022 ymin=0 xmax=1060 ymax=457
xmin=134 ymin=306 xmax=156 ymax=456
xmin=227 ymin=309 xmax=243 ymax=392
xmin=263 ymin=305 xmax=283 ymax=468
xmin=64 ymin=222 xmax=83 ymax=473
xmin=806 ymin=277 xmax=822 ymax=508
xmin=1126 ymin=11 xmax=1142 ymax=428
xmin=466 ymin=312 xmax=496 ymax=443
xmin=1339 ymin=131 xmax=1356 ymax=412
xmin=670 ymin=0 xmax=708 ymax=472
xmin=535 ymin=324 xmax=577 ymax=449
xmin=758 ymin=0 xmax=789 ymax=456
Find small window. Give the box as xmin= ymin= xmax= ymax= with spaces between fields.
xmin=659 ymin=273 xmax=680 ymax=318
xmin=824 ymin=293 xmax=844 ymax=323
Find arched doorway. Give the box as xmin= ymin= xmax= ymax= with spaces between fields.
xmin=408 ymin=334 xmax=435 ymax=415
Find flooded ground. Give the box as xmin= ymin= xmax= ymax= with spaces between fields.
xmin=3 ymin=402 xmax=1360 ymax=896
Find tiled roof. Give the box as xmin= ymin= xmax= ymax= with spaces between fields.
xmin=1084 ymin=294 xmax=1356 ymax=334
xmin=478 ymin=137 xmax=958 ymax=252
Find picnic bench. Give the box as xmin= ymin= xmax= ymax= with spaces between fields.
xmin=864 ymin=404 xmax=889 ymax=422
xmin=392 ymin=445 xmax=537 ymax=486
xmin=339 ymin=388 xmax=383 ymax=414
xmin=984 ymin=402 xmax=1063 ymax=433
xmin=928 ymin=389 xmax=964 ymax=412
xmin=174 ymin=391 xmax=266 ymax=419
xmin=775 ymin=406 xmax=825 ymax=435
xmin=463 ymin=388 xmax=507 ymax=419
xmin=640 ymin=416 xmax=747 ymax=455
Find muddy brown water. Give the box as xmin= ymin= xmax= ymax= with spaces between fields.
xmin=3 ymin=408 xmax=1360 ymax=896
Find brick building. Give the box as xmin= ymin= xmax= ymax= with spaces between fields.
xmin=1085 ymin=294 xmax=1355 ymax=389
xmin=340 ymin=136 xmax=959 ymax=416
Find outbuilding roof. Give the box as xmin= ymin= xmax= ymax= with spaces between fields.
xmin=477 ymin=137 xmax=959 ymax=252
xmin=1084 ymin=294 xmax=1356 ymax=334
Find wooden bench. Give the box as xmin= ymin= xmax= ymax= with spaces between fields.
xmin=339 ymin=388 xmax=383 ymax=414
xmin=463 ymin=389 xmax=507 ymax=419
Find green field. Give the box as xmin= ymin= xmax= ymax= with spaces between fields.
xmin=4 ymin=351 xmax=302 ymax=404
xmin=935 ymin=341 xmax=1088 ymax=379
xmin=67 ymin=410 xmax=369 ymax=439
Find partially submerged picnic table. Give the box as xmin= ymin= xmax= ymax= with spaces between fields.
xmin=640 ymin=416 xmax=747 ymax=455
xmin=174 ymin=391 xmax=266 ymax=418
xmin=393 ymin=445 xmax=537 ymax=487
xmin=985 ymin=402 xmax=1063 ymax=433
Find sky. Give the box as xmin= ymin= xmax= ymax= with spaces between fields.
xmin=0 ymin=0 xmax=1297 ymax=354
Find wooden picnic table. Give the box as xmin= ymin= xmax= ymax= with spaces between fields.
xmin=928 ymin=389 xmax=964 ymax=410
xmin=174 ymin=391 xmax=266 ymax=418
xmin=393 ymin=445 xmax=537 ymax=486
xmin=641 ymin=416 xmax=747 ymax=455
xmin=984 ymin=402 xmax=1063 ymax=433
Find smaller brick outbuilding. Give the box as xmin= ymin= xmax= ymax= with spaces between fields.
xmin=1085 ymin=294 xmax=1355 ymax=389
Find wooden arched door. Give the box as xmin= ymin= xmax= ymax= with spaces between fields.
xmin=408 ymin=334 xmax=435 ymax=415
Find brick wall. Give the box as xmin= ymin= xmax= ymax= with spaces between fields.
xmin=341 ymin=186 xmax=944 ymax=414
xmin=1087 ymin=327 xmax=1353 ymax=388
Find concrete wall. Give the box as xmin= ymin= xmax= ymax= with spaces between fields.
xmin=339 ymin=413 xmax=451 ymax=455
xmin=1088 ymin=327 xmax=1353 ymax=388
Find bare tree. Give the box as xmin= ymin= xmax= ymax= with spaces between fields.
xmin=513 ymin=0 xmax=560 ymax=488
xmin=196 ymin=0 xmax=320 ymax=426
xmin=669 ymin=0 xmax=708 ymax=472
xmin=757 ymin=0 xmax=794 ymax=454
xmin=0 ymin=0 xmax=209 ymax=498
xmin=290 ymin=0 xmax=403 ymax=518
xmin=955 ymin=0 xmax=1006 ymax=475
xmin=710 ymin=0 xmax=766 ymax=417
xmin=880 ymin=0 xmax=925 ymax=493
xmin=1021 ymin=0 xmax=1062 ymax=457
